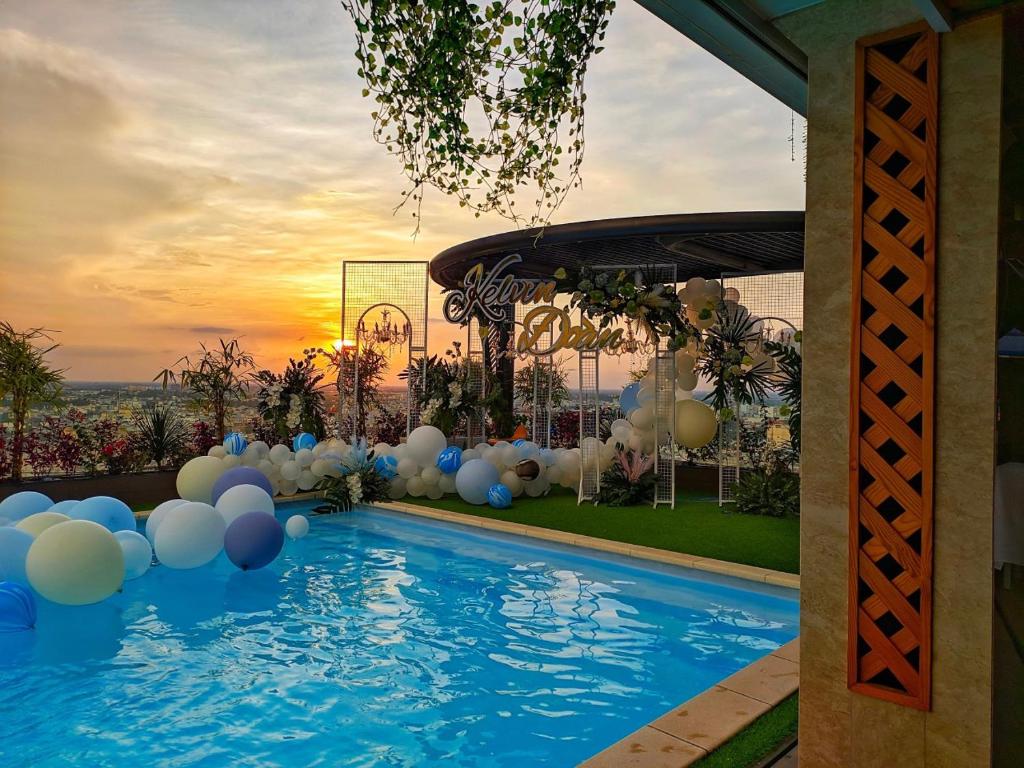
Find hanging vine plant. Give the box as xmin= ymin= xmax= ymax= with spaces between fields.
xmin=343 ymin=0 xmax=616 ymax=231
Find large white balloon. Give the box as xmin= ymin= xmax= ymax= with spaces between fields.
xmin=154 ymin=502 xmax=226 ymax=569
xmin=0 ymin=491 xmax=53 ymax=523
xmin=115 ymin=530 xmax=153 ymax=580
xmin=215 ymin=484 xmax=275 ymax=527
xmin=26 ymin=520 xmax=124 ymax=605
xmin=176 ymin=456 xmax=227 ymax=504
xmin=285 ymin=515 xmax=310 ymax=540
xmin=455 ymin=459 xmax=500 ymax=505
xmin=675 ymin=399 xmax=719 ymax=449
xmin=407 ymin=425 xmax=448 ymax=465
xmin=145 ymin=498 xmax=188 ymax=544
xmin=15 ymin=511 xmax=70 ymax=538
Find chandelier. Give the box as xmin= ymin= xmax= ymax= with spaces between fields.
xmin=607 ymin=322 xmax=653 ymax=358
xmin=357 ymin=309 xmax=410 ymax=352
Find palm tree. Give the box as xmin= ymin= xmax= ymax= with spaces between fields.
xmin=155 ymin=338 xmax=255 ymax=441
xmin=0 ymin=323 xmax=65 ymax=481
xmin=132 ymin=403 xmax=186 ymax=470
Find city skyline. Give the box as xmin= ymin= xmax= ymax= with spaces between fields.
xmin=0 ymin=0 xmax=805 ymax=386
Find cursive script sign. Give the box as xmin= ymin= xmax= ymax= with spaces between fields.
xmin=442 ymin=253 xmax=623 ymax=355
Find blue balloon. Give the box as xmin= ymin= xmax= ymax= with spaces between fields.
xmin=69 ymin=496 xmax=135 ymax=533
xmin=0 ymin=528 xmax=33 ymax=586
xmin=436 ymin=446 xmax=463 ymax=475
xmin=512 ymin=439 xmax=527 ymax=447
xmin=224 ymin=511 xmax=284 ymax=571
xmin=211 ymin=467 xmax=274 ymax=505
xmin=487 ymin=483 xmax=513 ymax=509
xmin=0 ymin=582 xmax=36 ymax=633
xmin=620 ymin=381 xmax=642 ymax=415
xmin=47 ymin=499 xmax=80 ymax=514
xmin=0 ymin=491 xmax=53 ymax=523
xmin=374 ymin=455 xmax=398 ymax=479
xmin=292 ymin=432 xmax=317 ymax=452
xmin=223 ymin=432 xmax=248 ymax=456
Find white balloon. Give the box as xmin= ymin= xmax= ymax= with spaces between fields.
xmin=215 ymin=484 xmax=275 ymax=527
xmin=675 ymin=399 xmax=719 ymax=449
xmin=280 ymin=460 xmax=301 ymax=481
xmin=257 ymin=459 xmax=276 ymax=476
xmin=155 ymin=502 xmax=225 ymax=569
xmin=500 ymin=470 xmax=524 ymax=497
xmin=676 ymin=370 xmax=698 ymax=392
xmin=524 ymin=478 xmax=550 ymax=497
xmin=500 ymin=444 xmax=519 ymax=468
xmin=407 ymin=476 xmax=426 ymax=497
xmin=629 ymin=405 xmax=655 ymax=431
xmin=310 ymin=459 xmax=333 ymax=478
xmin=298 ymin=470 xmax=318 ymax=491
xmin=222 ymin=454 xmax=241 ymax=469
xmin=207 ymin=445 xmax=227 ymax=459
xmin=269 ymin=444 xmax=292 ymax=465
xmin=373 ymin=442 xmax=392 ymax=457
xmin=388 ymin=478 xmax=408 ymax=499
xmin=421 ymin=466 xmax=441 ymax=485
xmin=674 ymin=351 xmax=696 ymax=373
xmin=115 ymin=530 xmax=153 ymax=580
xmin=27 ymin=520 xmax=124 ymax=605
xmin=397 ymin=458 xmax=419 ymax=479
xmin=176 ymin=456 xmax=227 ymax=504
xmin=285 ymin=515 xmax=310 ymax=540
xmin=295 ymin=448 xmax=315 ymax=468
xmin=407 ymin=425 xmax=448 ymax=465
xmin=426 ymin=485 xmax=444 ymax=500
xmin=460 ymin=448 xmax=480 ymax=463
xmin=279 ymin=479 xmax=299 ymax=497
xmin=438 ymin=474 xmax=457 ymax=493
xmin=455 ymin=459 xmax=500 ymax=505
xmin=146 ymin=498 xmax=189 ymax=544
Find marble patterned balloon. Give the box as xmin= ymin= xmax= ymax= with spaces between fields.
xmin=435 ymin=446 xmax=463 ymax=475
xmin=223 ymin=432 xmax=248 ymax=456
xmin=486 ymin=483 xmax=513 ymax=509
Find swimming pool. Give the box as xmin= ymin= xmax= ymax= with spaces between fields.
xmin=0 ymin=502 xmax=798 ymax=767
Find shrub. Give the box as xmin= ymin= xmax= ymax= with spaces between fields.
xmin=733 ymin=467 xmax=800 ymax=517
xmin=596 ymin=449 xmax=656 ymax=507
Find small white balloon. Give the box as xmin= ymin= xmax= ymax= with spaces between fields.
xmin=438 ymin=474 xmax=457 ymax=493
xmin=397 ymin=458 xmax=419 ymax=479
xmin=222 ymin=454 xmax=241 ymax=469
xmin=280 ymin=460 xmax=301 ymax=481
xmin=269 ymin=444 xmax=292 ymax=465
xmin=285 ymin=515 xmax=310 ymax=540
xmin=407 ymin=476 xmax=426 ymax=497
xmin=297 ymin=470 xmax=317 ymax=491
xmin=208 ymin=445 xmax=227 ymax=459
xmin=421 ymin=466 xmax=441 ymax=485
xmin=279 ymin=479 xmax=299 ymax=497
xmin=295 ymin=448 xmax=315 ymax=468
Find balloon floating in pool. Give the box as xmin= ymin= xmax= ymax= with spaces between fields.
xmin=285 ymin=515 xmax=309 ymax=540
xmin=0 ymin=491 xmax=53 ymax=523
xmin=224 ymin=511 xmax=284 ymax=571
xmin=0 ymin=581 xmax=36 ymax=633
xmin=211 ymin=466 xmax=273 ymax=505
xmin=27 ymin=520 xmax=124 ymax=606
xmin=69 ymin=496 xmax=136 ymax=533
xmin=0 ymin=527 xmax=34 ymax=586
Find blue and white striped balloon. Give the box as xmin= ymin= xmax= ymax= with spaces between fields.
xmin=292 ymin=432 xmax=317 ymax=452
xmin=223 ymin=432 xmax=247 ymax=456
xmin=436 ymin=446 xmax=463 ymax=475
xmin=487 ymin=483 xmax=513 ymax=509
xmin=374 ymin=455 xmax=398 ymax=479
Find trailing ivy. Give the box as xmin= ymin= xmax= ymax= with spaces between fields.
xmin=343 ymin=0 xmax=616 ymax=231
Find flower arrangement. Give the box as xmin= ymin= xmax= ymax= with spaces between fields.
xmin=254 ymin=350 xmax=327 ymax=441
xmin=596 ymin=448 xmax=656 ymax=507
xmin=317 ymin=438 xmax=390 ymax=513
xmin=405 ymin=342 xmax=482 ymax=436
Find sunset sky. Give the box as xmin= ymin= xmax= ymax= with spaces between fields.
xmin=0 ymin=0 xmax=804 ymax=386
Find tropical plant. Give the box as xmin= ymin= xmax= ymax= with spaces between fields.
xmin=697 ymin=303 xmax=777 ymax=411
xmin=132 ymin=403 xmax=187 ymax=470
xmin=343 ymin=0 xmax=616 ymax=231
xmin=596 ymin=448 xmax=655 ymax=506
xmin=766 ymin=337 xmax=802 ymax=453
xmin=733 ymin=464 xmax=800 ymax=517
xmin=0 ymin=323 xmax=65 ymax=481
xmin=254 ymin=350 xmax=328 ymax=441
xmin=155 ymin=338 xmax=255 ymax=441
xmin=372 ymin=406 xmax=407 ymax=446
xmin=318 ymin=343 xmax=389 ymax=439
xmin=514 ymin=356 xmax=570 ymax=410
xmin=187 ymin=420 xmax=218 ymax=458
xmin=317 ymin=439 xmax=390 ymax=513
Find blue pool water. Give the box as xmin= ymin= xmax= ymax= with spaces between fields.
xmin=0 ymin=503 xmax=798 ymax=767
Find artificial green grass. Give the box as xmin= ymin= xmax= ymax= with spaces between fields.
xmin=409 ymin=487 xmax=800 ymax=574
xmin=692 ymin=694 xmax=798 ymax=768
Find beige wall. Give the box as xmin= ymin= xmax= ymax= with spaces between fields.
xmin=774 ymin=2 xmax=1002 ymax=765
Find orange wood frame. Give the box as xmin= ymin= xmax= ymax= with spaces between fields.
xmin=848 ymin=22 xmax=938 ymax=711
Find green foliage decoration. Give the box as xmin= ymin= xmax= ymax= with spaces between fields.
xmin=343 ymin=0 xmax=616 ymax=230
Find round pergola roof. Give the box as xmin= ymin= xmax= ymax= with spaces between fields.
xmin=429 ymin=211 xmax=805 ymax=289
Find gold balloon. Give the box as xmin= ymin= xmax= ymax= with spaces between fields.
xmin=674 ymin=400 xmax=718 ymax=449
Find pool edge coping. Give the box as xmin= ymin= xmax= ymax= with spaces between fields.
xmin=372 ymin=499 xmax=801 ymax=590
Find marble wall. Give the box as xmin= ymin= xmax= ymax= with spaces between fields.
xmin=774 ymin=2 xmax=1002 ymax=765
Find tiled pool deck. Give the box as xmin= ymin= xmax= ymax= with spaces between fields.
xmin=138 ymin=493 xmax=800 ymax=767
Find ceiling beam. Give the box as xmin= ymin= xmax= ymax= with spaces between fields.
xmin=634 ymin=0 xmax=808 ymax=115
xmin=912 ymin=0 xmax=954 ymax=32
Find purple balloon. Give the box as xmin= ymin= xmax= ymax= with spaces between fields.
xmin=0 ymin=581 xmax=36 ymax=633
xmin=211 ymin=467 xmax=273 ymax=505
xmin=224 ymin=511 xmax=284 ymax=571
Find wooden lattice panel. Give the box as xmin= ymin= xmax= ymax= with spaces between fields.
xmin=848 ymin=23 xmax=938 ymax=711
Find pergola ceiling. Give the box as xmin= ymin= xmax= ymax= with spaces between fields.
xmin=429 ymin=211 xmax=805 ymax=290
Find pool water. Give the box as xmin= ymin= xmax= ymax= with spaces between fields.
xmin=0 ymin=503 xmax=798 ymax=768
